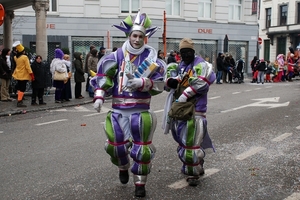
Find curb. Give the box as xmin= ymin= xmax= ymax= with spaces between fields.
xmin=0 ymin=99 xmax=93 ymax=117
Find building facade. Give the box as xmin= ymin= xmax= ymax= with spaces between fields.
xmin=258 ymin=0 xmax=300 ymax=62
xmin=0 ymin=0 xmax=259 ymax=74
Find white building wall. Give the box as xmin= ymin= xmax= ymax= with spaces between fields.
xmin=259 ymin=0 xmax=300 ymax=61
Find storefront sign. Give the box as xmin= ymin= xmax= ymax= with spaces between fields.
xmin=46 ymin=24 xmax=55 ymax=29
xmin=252 ymin=0 xmax=258 ymax=15
xmin=198 ymin=28 xmax=212 ymax=34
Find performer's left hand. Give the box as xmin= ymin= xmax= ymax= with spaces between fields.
xmin=126 ymin=77 xmax=143 ymax=90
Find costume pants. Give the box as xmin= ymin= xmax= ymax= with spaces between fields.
xmin=104 ymin=109 xmax=157 ymax=185
xmin=171 ymin=116 xmax=206 ymax=176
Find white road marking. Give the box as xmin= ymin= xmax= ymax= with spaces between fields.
xmin=167 ymin=168 xmax=220 ymax=189
xmin=0 ymin=131 xmax=3 ymax=133
xmin=209 ymin=96 xmax=221 ymax=100
xmin=284 ymin=193 xmax=300 ymax=200
xmin=296 ymin=125 xmax=300 ymax=130
xmin=35 ymin=119 xmax=68 ymax=126
xmin=271 ymin=133 xmax=293 ymax=142
xmin=232 ymin=92 xmax=241 ymax=95
xmin=236 ymin=147 xmax=266 ymax=160
xmin=83 ymin=113 xmax=101 ymax=117
xmin=74 ymin=106 xmax=90 ymax=112
xmin=245 ymin=90 xmax=251 ymax=92
xmin=221 ymin=97 xmax=289 ymax=113
xmin=154 ymin=109 xmax=164 ymax=113
xmin=54 ymin=108 xmax=68 ymax=111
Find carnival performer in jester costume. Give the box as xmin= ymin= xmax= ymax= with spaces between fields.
xmin=90 ymin=11 xmax=166 ymax=197
xmin=162 ymin=38 xmax=216 ymax=186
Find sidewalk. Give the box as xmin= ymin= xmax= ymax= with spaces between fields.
xmin=0 ymin=84 xmax=94 ymax=117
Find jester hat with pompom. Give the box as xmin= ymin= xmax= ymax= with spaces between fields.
xmin=113 ymin=10 xmax=158 ymax=38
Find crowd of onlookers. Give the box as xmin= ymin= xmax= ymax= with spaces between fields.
xmin=2 ymin=44 xmax=299 ymax=108
xmin=250 ymin=49 xmax=299 ymax=84
xmin=0 ymin=42 xmax=114 ymax=108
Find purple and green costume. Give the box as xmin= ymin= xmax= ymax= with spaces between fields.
xmin=90 ymin=45 xmax=166 ymax=185
xmin=163 ymin=56 xmax=216 ymax=177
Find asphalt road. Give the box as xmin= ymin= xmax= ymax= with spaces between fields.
xmin=0 ymin=80 xmax=300 ymax=200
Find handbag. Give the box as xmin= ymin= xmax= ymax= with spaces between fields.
xmin=168 ymin=101 xmax=195 ymax=121
xmin=53 ymin=71 xmax=67 ymax=81
xmin=168 ymin=84 xmax=196 ymax=121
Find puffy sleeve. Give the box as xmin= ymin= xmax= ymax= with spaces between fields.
xmin=89 ymin=53 xmax=118 ymax=100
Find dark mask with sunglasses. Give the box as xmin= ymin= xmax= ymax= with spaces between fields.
xmin=180 ymin=48 xmax=195 ymax=65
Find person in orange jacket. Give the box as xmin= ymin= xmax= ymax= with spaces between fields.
xmin=12 ymin=41 xmax=34 ymax=107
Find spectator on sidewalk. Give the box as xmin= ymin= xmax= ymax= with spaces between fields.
xmin=73 ymin=52 xmax=85 ymax=99
xmin=216 ymin=52 xmax=224 ymax=84
xmin=61 ymin=54 xmax=72 ymax=101
xmin=87 ymin=48 xmax=98 ymax=97
xmin=30 ymin=55 xmax=47 ymax=105
xmin=50 ymin=48 xmax=67 ymax=103
xmin=84 ymin=45 xmax=95 ymax=92
xmin=12 ymin=42 xmax=35 ymax=107
xmin=256 ymin=58 xmax=267 ymax=84
xmin=0 ymin=48 xmax=13 ymax=102
xmin=98 ymin=46 xmax=106 ymax=61
xmin=167 ymin=50 xmax=176 ymax=64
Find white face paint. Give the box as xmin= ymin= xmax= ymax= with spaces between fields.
xmin=129 ymin=31 xmax=145 ymax=49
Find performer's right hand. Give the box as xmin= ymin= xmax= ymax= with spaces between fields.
xmin=94 ymin=99 xmax=103 ymax=112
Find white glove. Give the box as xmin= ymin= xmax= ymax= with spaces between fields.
xmin=177 ymin=94 xmax=188 ymax=102
xmin=93 ymin=99 xmax=104 ymax=112
xmin=126 ymin=78 xmax=143 ymax=90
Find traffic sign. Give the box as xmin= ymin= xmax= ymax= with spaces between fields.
xmin=0 ymin=4 xmax=4 ymax=26
xmin=258 ymin=37 xmax=262 ymax=45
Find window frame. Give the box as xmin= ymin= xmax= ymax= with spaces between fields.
xmin=121 ymin=0 xmax=140 ymax=14
xmin=49 ymin=0 xmax=58 ymax=12
xmin=279 ymin=4 xmax=288 ymax=26
xmin=166 ymin=0 xmax=181 ymax=16
xmin=198 ymin=0 xmax=212 ymax=20
xmin=297 ymin=2 xmax=300 ymax=24
xmin=265 ymin=8 xmax=271 ymax=28
xmin=228 ymin=0 xmax=242 ymax=22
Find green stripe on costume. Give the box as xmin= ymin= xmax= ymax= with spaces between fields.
xmin=105 ymin=111 xmax=115 ymax=142
xmin=141 ymin=112 xmax=152 ymax=142
xmin=185 ymin=119 xmax=196 ymax=164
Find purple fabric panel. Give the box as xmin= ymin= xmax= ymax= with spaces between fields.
xmin=111 ymin=112 xmax=124 ymax=142
xmin=200 ymin=117 xmax=214 ymax=150
xmin=130 ymin=112 xmax=141 ymax=141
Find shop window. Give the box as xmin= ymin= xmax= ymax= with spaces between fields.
xmin=121 ymin=0 xmax=139 ymax=13
xmin=297 ymin=3 xmax=300 ymax=24
xmin=198 ymin=0 xmax=212 ymax=19
xmin=166 ymin=0 xmax=181 ymax=16
xmin=265 ymin=8 xmax=271 ymax=28
xmin=264 ymin=40 xmax=270 ymax=61
xmin=279 ymin=5 xmax=287 ymax=26
xmin=277 ymin=37 xmax=286 ymax=55
xmin=229 ymin=0 xmax=242 ymax=21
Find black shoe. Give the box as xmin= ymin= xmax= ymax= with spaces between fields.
xmin=55 ymin=100 xmax=62 ymax=103
xmin=39 ymin=102 xmax=47 ymax=105
xmin=17 ymin=101 xmax=27 ymax=107
xmin=135 ymin=185 xmax=146 ymax=197
xmin=187 ymin=176 xmax=200 ymax=186
xmin=119 ymin=170 xmax=129 ymax=184
xmin=31 ymin=102 xmax=38 ymax=106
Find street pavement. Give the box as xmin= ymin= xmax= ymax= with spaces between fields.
xmin=0 ymin=83 xmax=94 ymax=117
